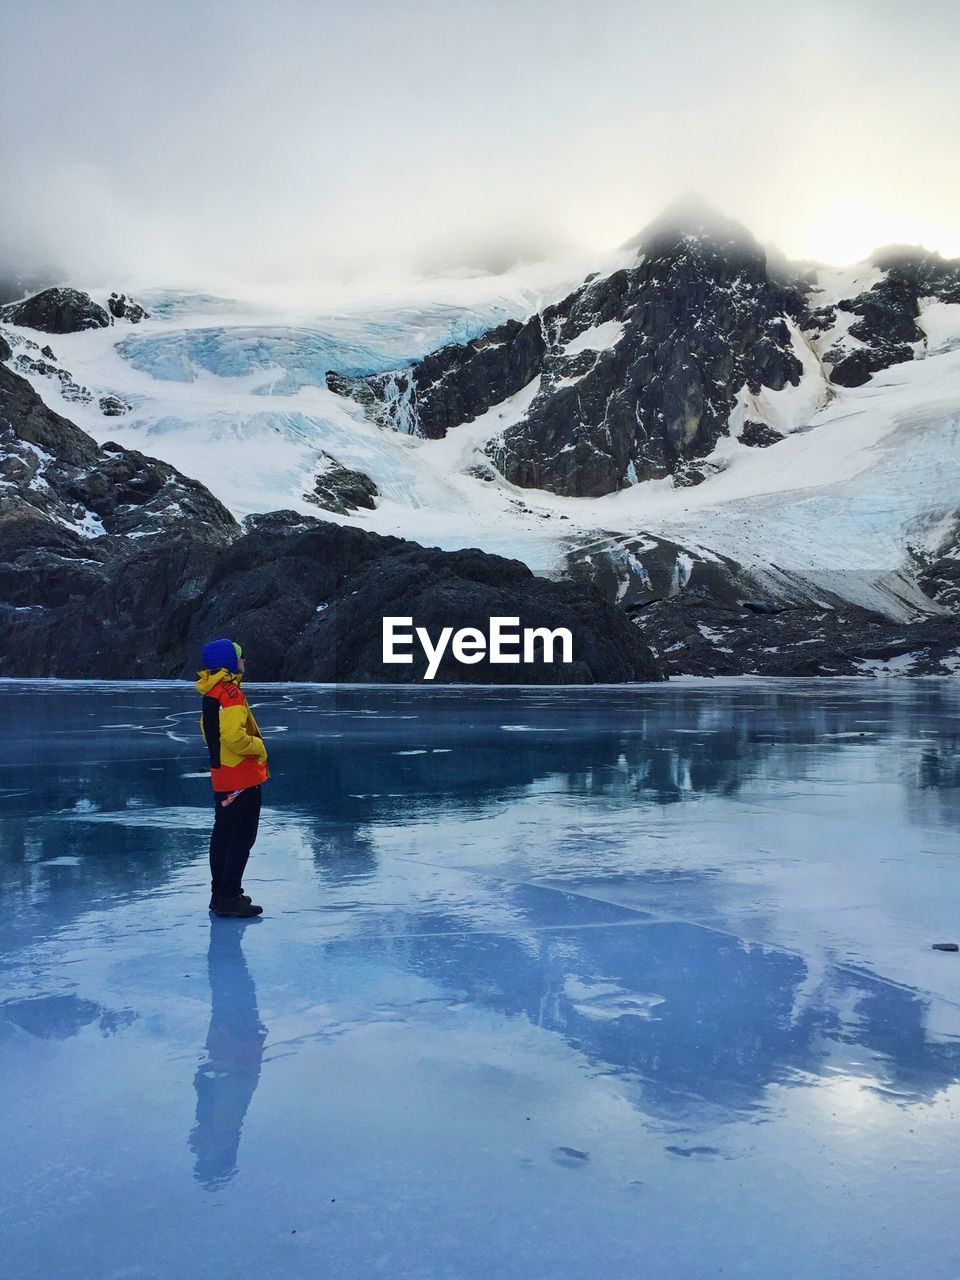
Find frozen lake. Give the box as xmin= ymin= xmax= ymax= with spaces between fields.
xmin=2 ymin=678 xmax=959 ymax=1279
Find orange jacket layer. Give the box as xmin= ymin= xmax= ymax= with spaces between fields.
xmin=195 ymin=668 xmax=269 ymax=792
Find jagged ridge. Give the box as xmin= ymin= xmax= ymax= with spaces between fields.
xmin=329 ymin=206 xmax=960 ymax=500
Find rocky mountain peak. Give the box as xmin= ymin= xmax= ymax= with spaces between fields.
xmin=330 ymin=200 xmax=804 ymax=497
xmin=622 ymin=198 xmax=763 ymax=264
xmin=866 ymin=243 xmax=960 ymax=301
xmin=870 ymin=243 xmax=945 ymax=271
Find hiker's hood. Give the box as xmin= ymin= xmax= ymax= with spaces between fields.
xmin=195 ymin=668 xmax=243 ymax=696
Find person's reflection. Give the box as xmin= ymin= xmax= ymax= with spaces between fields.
xmin=189 ymin=920 xmax=267 ymax=1189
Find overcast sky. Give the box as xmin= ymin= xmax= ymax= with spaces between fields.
xmin=2 ymin=0 xmax=958 ymax=292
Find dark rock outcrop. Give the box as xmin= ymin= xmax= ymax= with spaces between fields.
xmin=740 ymin=419 xmax=785 ymax=448
xmin=108 ymin=292 xmax=149 ymax=324
xmin=328 ymin=316 xmax=547 ymax=441
xmin=911 ymin=514 xmax=960 ymax=613
xmin=564 ymin=529 xmax=960 ymax=676
xmin=304 ymin=453 xmax=379 ymax=514
xmin=565 ymin=531 xmax=777 ymax=613
xmin=827 ymin=345 xmax=908 ymax=389
xmin=672 ymin=460 xmax=726 ymax=487
xmin=330 ymin=204 xmax=805 ymax=497
xmin=0 ymin=345 xmax=240 ymax=678
xmin=2 ymin=287 xmax=110 ymax=334
xmin=176 ymin=513 xmax=663 ymax=684
xmin=821 ymin=246 xmax=960 ymax=387
xmin=0 ymin=348 xmax=237 ymax=540
xmin=825 ymin=276 xmax=920 ymax=387
xmin=0 ymin=508 xmax=664 ymax=683
xmin=10 ymin=340 xmax=93 ymax=404
xmin=99 ymin=394 xmax=131 ymax=417
xmin=634 ymin=592 xmax=960 ymax=678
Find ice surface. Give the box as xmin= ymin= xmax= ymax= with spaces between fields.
xmin=115 ymin=305 xmax=522 ymax=394
xmin=2 ymin=679 xmax=960 ymax=1279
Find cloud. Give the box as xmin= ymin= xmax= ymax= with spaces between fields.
xmin=2 ymin=0 xmax=958 ymax=293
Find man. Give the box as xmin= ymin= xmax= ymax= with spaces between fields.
xmin=196 ymin=639 xmax=268 ymax=918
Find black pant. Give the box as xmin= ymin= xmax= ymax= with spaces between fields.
xmin=209 ymin=785 xmax=261 ymax=899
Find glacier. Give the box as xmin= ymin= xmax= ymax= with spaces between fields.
xmin=115 ymin=301 xmax=525 ymax=394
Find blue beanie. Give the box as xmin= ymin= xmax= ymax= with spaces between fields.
xmin=201 ymin=638 xmax=240 ymax=673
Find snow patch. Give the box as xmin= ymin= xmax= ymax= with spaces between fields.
xmin=807 ymin=264 xmax=885 ymax=308
xmin=419 ymin=376 xmax=542 ymax=475
xmin=729 ymin=318 xmax=827 ymax=439
xmin=917 ymin=300 xmax=960 ymax=355
xmin=563 ymin=321 xmax=624 ymax=356
xmin=852 ymin=652 xmax=920 ymax=676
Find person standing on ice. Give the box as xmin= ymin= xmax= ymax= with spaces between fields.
xmin=196 ymin=639 xmax=268 ymax=918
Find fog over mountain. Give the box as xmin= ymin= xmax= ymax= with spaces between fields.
xmin=2 ymin=0 xmax=959 ymax=293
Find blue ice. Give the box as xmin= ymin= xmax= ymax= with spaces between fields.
xmin=116 ymin=305 xmax=518 ymax=393
xmin=2 ymin=679 xmax=960 ymax=1279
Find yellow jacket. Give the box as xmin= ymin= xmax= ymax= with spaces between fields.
xmin=196 ymin=668 xmax=269 ymax=791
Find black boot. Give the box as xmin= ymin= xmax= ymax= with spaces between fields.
xmin=209 ymin=890 xmax=252 ymax=910
xmin=211 ymin=895 xmax=263 ymax=918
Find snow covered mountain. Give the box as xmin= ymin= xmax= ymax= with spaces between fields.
xmin=2 ymin=203 xmax=959 ymax=677
xmin=331 ymin=204 xmax=809 ymax=496
xmin=324 ymin=204 xmax=960 ymax=624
